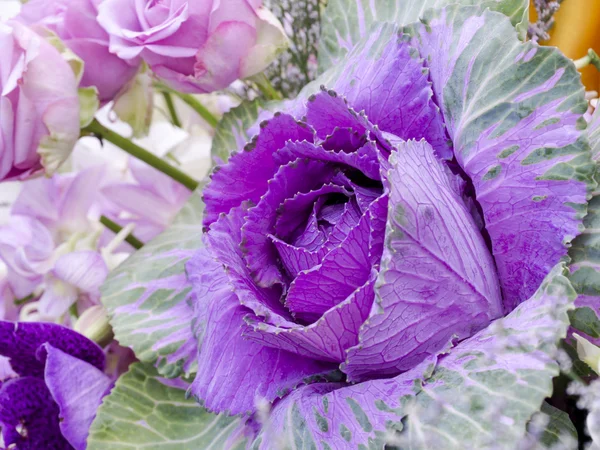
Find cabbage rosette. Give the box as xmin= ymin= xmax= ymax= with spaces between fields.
xmin=98 ymin=4 xmax=596 ymax=449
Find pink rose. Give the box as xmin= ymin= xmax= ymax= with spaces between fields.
xmin=97 ymin=0 xmax=288 ymax=93
xmin=17 ymin=0 xmax=140 ymax=103
xmin=0 ymin=21 xmax=79 ymax=181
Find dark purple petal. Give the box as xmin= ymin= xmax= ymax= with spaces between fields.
xmin=44 ymin=345 xmax=112 ymax=450
xmin=332 ymin=25 xmax=450 ymax=160
xmin=0 ymin=377 xmax=71 ymax=450
xmin=275 ymin=140 xmax=380 ymax=180
xmin=0 ymin=321 xmax=105 ymax=377
xmin=202 ymin=113 xmax=314 ymax=227
xmin=343 ymin=141 xmax=503 ymax=381
xmin=241 ymin=159 xmax=335 ymax=287
xmin=244 ymin=273 xmax=376 ymax=362
xmin=285 ymin=212 xmax=372 ymax=323
xmin=186 ymin=246 xmax=335 ymax=416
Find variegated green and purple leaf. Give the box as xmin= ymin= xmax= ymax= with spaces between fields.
xmin=211 ymin=98 xmax=270 ymax=165
xmin=100 ymin=190 xmax=205 ymax=378
xmin=87 ymin=363 xmax=249 ymax=450
xmin=569 ymin=106 xmax=600 ymax=336
xmin=529 ymin=403 xmax=578 ymax=448
xmin=250 ymin=265 xmax=575 ymax=449
xmin=404 ymin=5 xmax=594 ymax=310
xmin=317 ymin=0 xmax=528 ymax=73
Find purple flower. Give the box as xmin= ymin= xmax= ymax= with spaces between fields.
xmin=0 ymin=321 xmax=111 ymax=449
xmin=185 ymin=6 xmax=590 ymax=427
xmin=0 ymin=166 xmax=109 ymax=301
xmin=17 ymin=0 xmax=140 ymax=103
xmin=101 ymin=158 xmax=192 ymax=242
xmin=0 ymin=21 xmax=80 ymax=181
xmin=96 ymin=0 xmax=288 ymax=93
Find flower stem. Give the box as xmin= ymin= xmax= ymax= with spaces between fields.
xmin=153 ymin=82 xmax=220 ymax=128
xmin=14 ymin=294 xmax=34 ymax=306
xmin=574 ymin=49 xmax=600 ymax=71
xmin=100 ymin=215 xmax=145 ymax=250
xmin=172 ymin=92 xmax=219 ymax=128
xmin=162 ymin=92 xmax=182 ymax=128
xmin=251 ymin=73 xmax=283 ymax=101
xmin=83 ymin=119 xmax=199 ymax=191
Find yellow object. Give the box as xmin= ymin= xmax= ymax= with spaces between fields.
xmin=573 ymin=333 xmax=600 ymax=374
xmin=530 ymin=0 xmax=600 ymax=91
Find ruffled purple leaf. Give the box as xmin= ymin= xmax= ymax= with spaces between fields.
xmin=303 ymin=89 xmax=392 ymax=153
xmin=244 ymin=273 xmax=376 ymax=362
xmin=344 ymin=140 xmax=503 ymax=382
xmin=187 ymin=208 xmax=335 ymax=416
xmin=273 ymin=183 xmax=353 ymax=242
xmin=285 ymin=212 xmax=373 ymax=323
xmin=241 ymin=159 xmax=335 ymax=288
xmin=320 ymin=126 xmax=366 ymax=152
xmin=269 ymin=236 xmax=326 ymax=280
xmin=322 ymin=196 xmax=363 ymax=248
xmin=274 ymin=139 xmax=381 ymax=180
xmin=204 ymin=203 xmax=290 ymax=323
xmin=203 ymin=113 xmax=314 ymax=227
xmin=331 ymin=23 xmax=451 ymax=159
xmin=0 ymin=321 xmax=105 ymax=377
xmin=44 ymin=345 xmax=112 ymax=450
xmin=405 ymin=6 xmax=594 ymax=310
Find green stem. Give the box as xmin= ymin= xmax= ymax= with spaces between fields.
xmin=83 ymin=119 xmax=199 ymax=191
xmin=574 ymin=49 xmax=600 ymax=71
xmin=100 ymin=216 xmax=145 ymax=250
xmin=172 ymin=92 xmax=219 ymax=128
xmin=251 ymin=73 xmax=283 ymax=101
xmin=14 ymin=294 xmax=34 ymax=306
xmin=162 ymin=92 xmax=182 ymax=128
xmin=69 ymin=302 xmax=80 ymax=319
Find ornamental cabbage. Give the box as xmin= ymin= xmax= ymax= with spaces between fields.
xmin=183 ymin=4 xmax=594 ymax=447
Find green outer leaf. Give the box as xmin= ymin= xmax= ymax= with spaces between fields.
xmin=568 ymin=106 xmax=600 ymax=332
xmin=100 ymin=189 xmax=205 ymax=378
xmin=529 ymin=402 xmax=578 ymax=448
xmin=78 ymin=86 xmax=100 ymax=128
xmin=399 ymin=265 xmax=575 ymax=449
xmin=317 ymin=0 xmax=528 ymax=73
xmin=568 ymin=307 xmax=600 ymax=338
xmin=87 ymin=363 xmax=247 ymax=450
xmin=211 ymin=99 xmax=270 ymax=164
